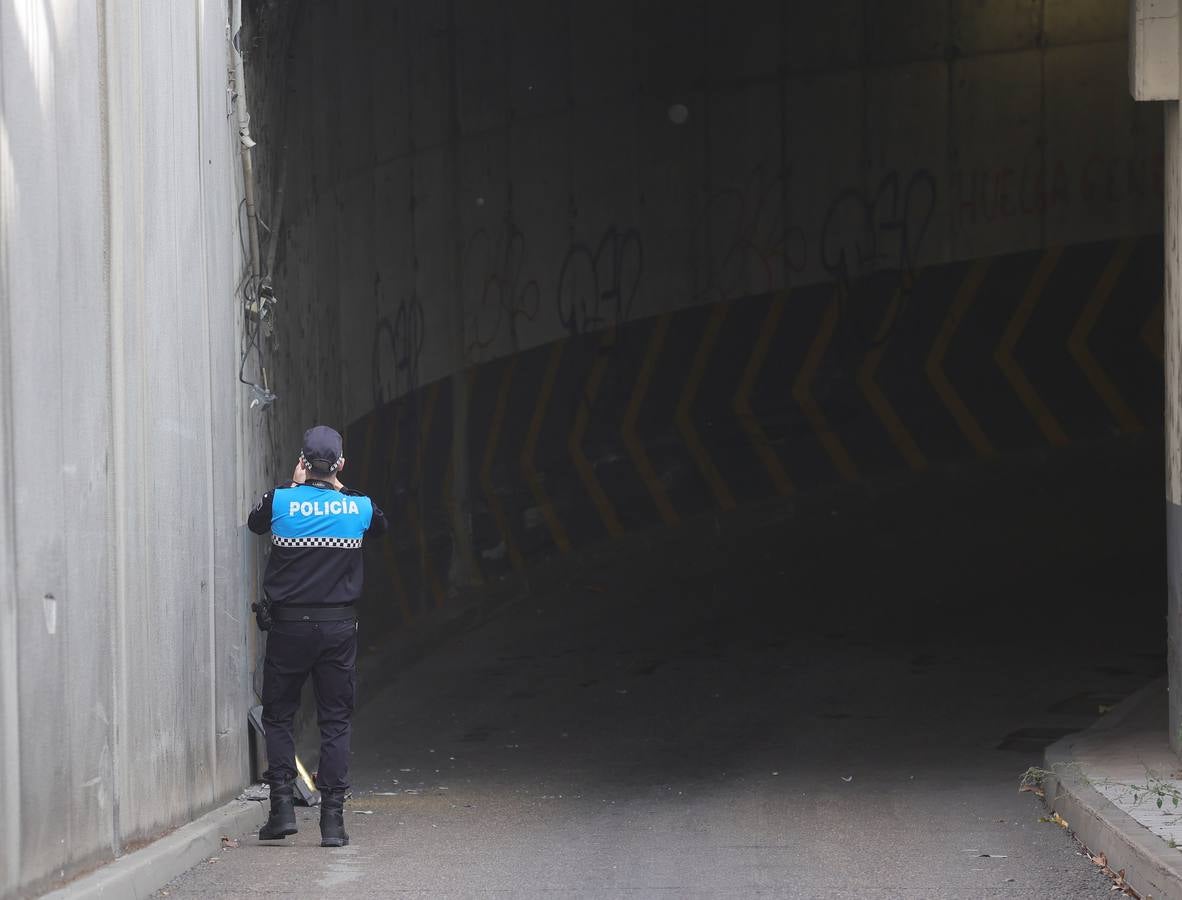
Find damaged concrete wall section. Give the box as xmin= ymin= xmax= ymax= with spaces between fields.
xmin=0 ymin=2 xmax=268 ymax=897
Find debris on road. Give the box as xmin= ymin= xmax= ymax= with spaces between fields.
xmin=1085 ymin=848 xmax=1140 ymax=898
xmin=236 ymin=784 xmax=269 ymax=802
xmin=1038 ymin=812 xmax=1069 ymax=829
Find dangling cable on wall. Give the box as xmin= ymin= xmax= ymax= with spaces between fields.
xmin=231 ymin=0 xmax=276 ymax=410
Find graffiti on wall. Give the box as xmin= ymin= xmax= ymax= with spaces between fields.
xmin=555 ymin=226 xmax=644 ymax=338
xmin=364 ymin=149 xmax=1159 ymax=421
xmin=820 ymin=169 xmax=937 ymax=286
xmin=696 ymin=164 xmax=807 ymax=304
xmin=371 ymin=276 xmax=425 ymax=409
xmin=459 ymin=220 xmax=646 ymax=364
xmin=463 ymin=217 xmax=542 ymax=359
xmin=951 ymin=150 xmax=1163 ymax=227
xmin=820 ymin=169 xmax=937 ymax=350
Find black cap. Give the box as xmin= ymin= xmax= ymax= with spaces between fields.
xmin=302 ymin=425 xmax=343 ymax=473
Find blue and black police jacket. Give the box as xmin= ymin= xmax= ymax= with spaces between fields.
xmin=248 ymin=481 xmax=388 ymax=606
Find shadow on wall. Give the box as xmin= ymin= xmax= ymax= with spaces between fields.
xmin=348 ymin=235 xmax=1164 ymax=639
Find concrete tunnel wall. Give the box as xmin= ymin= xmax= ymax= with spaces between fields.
xmin=1 ymin=2 xmax=267 ymax=897
xmin=244 ymin=0 xmax=1165 ymax=641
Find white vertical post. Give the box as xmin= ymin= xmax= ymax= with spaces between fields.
xmin=0 ymin=133 xmax=23 ymax=898
xmin=1167 ymin=101 xmax=1182 ymax=751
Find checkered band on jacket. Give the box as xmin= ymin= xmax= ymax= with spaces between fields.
xmin=272 ymin=535 xmax=363 ymax=549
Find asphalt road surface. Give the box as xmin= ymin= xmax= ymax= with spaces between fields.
xmin=162 ymin=441 xmax=1164 ymax=898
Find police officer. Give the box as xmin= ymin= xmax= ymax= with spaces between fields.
xmin=247 ymin=425 xmax=387 ymax=847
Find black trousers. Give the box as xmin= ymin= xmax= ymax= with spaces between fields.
xmin=261 ymin=618 xmax=357 ymax=793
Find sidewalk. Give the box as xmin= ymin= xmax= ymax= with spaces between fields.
xmin=39 ymin=796 xmax=267 ymax=900
xmin=1044 ymin=677 xmax=1182 ymax=900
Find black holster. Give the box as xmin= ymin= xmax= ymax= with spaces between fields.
xmin=251 ymin=595 xmax=273 ymax=632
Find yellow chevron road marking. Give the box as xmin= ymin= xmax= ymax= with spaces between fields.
xmin=570 ymin=330 xmax=625 ymax=537
xmin=857 ymin=288 xmax=927 ymax=471
xmin=926 ymin=259 xmax=994 ymax=457
xmin=622 ymin=314 xmax=680 ymax=526
xmin=481 ymin=359 xmax=526 ymax=571
xmin=521 ymin=341 xmax=572 ymax=553
xmin=1142 ymin=299 xmax=1164 ymax=362
xmin=677 ymin=304 xmax=737 ymax=509
xmin=1069 ymin=239 xmax=1141 ymax=433
xmin=996 ymin=247 xmax=1069 ymax=446
xmin=733 ymin=295 xmax=794 ymax=495
xmin=794 ymin=297 xmax=858 ymax=481
xmin=410 ymin=381 xmax=446 ymax=608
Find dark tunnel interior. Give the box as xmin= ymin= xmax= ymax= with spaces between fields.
xmin=238 ymin=1 xmax=1168 ymax=889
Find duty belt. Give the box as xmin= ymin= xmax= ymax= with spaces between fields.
xmin=270 ymin=603 xmax=356 ymax=623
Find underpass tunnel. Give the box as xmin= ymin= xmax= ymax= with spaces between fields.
xmin=241 ymin=0 xmax=1169 ymax=798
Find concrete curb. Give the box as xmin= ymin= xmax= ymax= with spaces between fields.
xmin=39 ymin=798 xmax=268 ymax=900
xmin=1043 ymin=677 xmax=1182 ymax=900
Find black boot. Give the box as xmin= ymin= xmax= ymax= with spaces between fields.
xmin=319 ymin=790 xmax=350 ymax=847
xmin=258 ymin=781 xmax=297 ymax=840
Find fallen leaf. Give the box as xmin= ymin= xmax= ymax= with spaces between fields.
xmin=1050 ymin=812 xmax=1069 ymax=829
xmin=220 ymin=836 xmax=239 ymax=849
xmin=1091 ymin=852 xmax=1108 ymax=868
xmin=1018 ymin=784 xmax=1045 ymax=799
